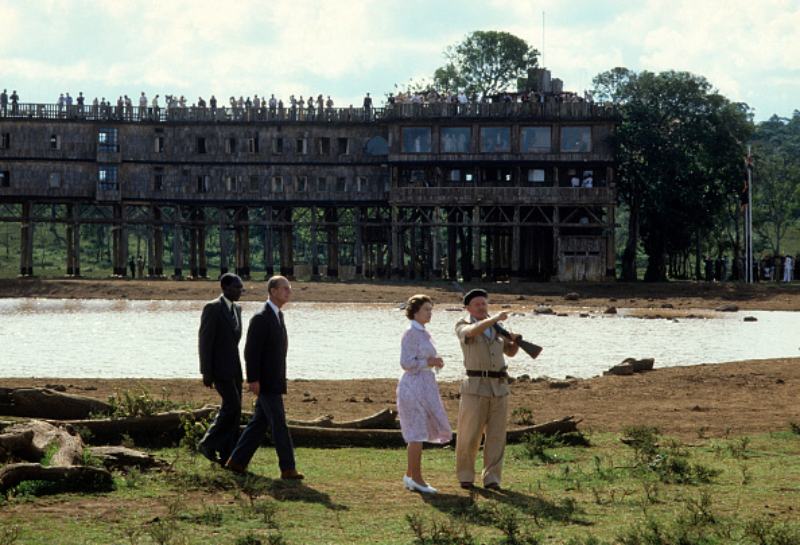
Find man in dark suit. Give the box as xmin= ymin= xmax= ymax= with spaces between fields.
xmin=197 ymin=273 xmax=244 ymax=464
xmin=225 ymin=275 xmax=303 ymax=480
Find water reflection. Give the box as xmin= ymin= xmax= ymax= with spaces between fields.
xmin=0 ymin=298 xmax=798 ymax=380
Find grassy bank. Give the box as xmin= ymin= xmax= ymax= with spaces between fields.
xmin=2 ymin=426 xmax=800 ymax=545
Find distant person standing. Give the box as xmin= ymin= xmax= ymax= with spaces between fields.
xmin=363 ymin=92 xmax=373 ymax=119
xmin=136 ymin=255 xmax=145 ymax=279
xmin=10 ymin=90 xmax=19 ymax=114
xmin=225 ymin=276 xmax=303 ymax=480
xmin=197 ymin=273 xmax=244 ymax=465
xmin=128 ymin=257 xmax=136 ymax=278
xmin=397 ymin=294 xmax=452 ymax=494
xmin=0 ymin=89 xmax=8 ymax=116
xmin=784 ymin=255 xmax=794 ymax=282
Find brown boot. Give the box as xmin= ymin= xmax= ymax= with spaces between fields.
xmin=224 ymin=458 xmax=247 ymax=474
xmin=280 ymin=469 xmax=304 ymax=480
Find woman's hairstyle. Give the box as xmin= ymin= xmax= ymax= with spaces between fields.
xmin=405 ymin=294 xmax=432 ymax=320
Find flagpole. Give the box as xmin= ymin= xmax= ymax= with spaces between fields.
xmin=746 ymin=146 xmax=754 ymax=284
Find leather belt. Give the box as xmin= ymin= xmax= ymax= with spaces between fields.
xmin=466 ymin=370 xmax=507 ymax=379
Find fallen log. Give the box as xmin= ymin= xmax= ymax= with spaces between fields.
xmin=1 ymin=420 xmax=83 ymax=465
xmin=0 ymin=463 xmax=113 ymax=492
xmin=0 ymin=387 xmax=112 ymax=420
xmin=285 ymin=416 xmax=582 ymax=448
xmin=286 ymin=408 xmax=398 ymax=429
xmin=36 ymin=409 xmax=578 ymax=449
xmin=87 ymin=446 xmax=168 ymax=471
xmin=0 ymin=420 xmax=115 ymax=493
xmin=52 ymin=407 xmax=216 ymax=445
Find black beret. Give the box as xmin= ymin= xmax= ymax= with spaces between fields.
xmin=463 ymin=288 xmax=488 ymax=306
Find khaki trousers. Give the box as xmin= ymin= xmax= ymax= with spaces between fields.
xmin=455 ymin=393 xmax=509 ymax=486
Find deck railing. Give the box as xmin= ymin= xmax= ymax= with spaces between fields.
xmin=0 ymin=100 xmax=617 ymax=124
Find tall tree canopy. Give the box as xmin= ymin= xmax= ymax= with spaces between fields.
xmin=432 ymin=31 xmax=539 ymax=97
xmin=751 ymin=112 xmax=800 ymax=254
xmin=593 ymin=68 xmax=753 ymax=281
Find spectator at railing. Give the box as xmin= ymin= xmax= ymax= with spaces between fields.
xmin=10 ymin=90 xmax=19 ymax=114
xmin=76 ymin=92 xmax=84 ymax=116
xmin=0 ymin=89 xmax=7 ymax=115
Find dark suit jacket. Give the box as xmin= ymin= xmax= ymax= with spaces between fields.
xmin=244 ymin=303 xmax=288 ymax=395
xmin=198 ymin=297 xmax=243 ymax=382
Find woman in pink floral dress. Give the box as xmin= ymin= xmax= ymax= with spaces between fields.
xmin=397 ymin=294 xmax=453 ymax=494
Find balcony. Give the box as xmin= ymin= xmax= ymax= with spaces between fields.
xmin=390 ymin=186 xmax=614 ymax=206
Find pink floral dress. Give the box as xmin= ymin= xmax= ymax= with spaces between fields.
xmin=396 ymin=320 xmax=453 ymax=444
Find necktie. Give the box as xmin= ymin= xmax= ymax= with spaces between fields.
xmin=278 ymin=310 xmax=285 ymax=330
xmin=231 ymin=305 xmax=237 ymax=328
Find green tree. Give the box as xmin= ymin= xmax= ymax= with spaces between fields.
xmin=593 ymin=69 xmax=753 ymax=281
xmin=751 ymin=113 xmax=800 ymax=255
xmin=438 ymin=31 xmax=539 ymax=97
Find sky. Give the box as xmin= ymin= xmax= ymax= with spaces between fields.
xmin=0 ymin=0 xmax=798 ymax=121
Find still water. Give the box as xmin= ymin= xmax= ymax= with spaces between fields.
xmin=0 ymin=298 xmax=798 ymax=380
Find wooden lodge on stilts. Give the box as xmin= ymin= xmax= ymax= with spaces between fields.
xmin=0 ymin=77 xmax=618 ymax=282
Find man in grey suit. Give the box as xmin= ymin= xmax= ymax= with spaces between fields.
xmin=197 ymin=273 xmax=244 ymax=464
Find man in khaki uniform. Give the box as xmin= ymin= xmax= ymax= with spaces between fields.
xmin=455 ymin=289 xmax=519 ymax=490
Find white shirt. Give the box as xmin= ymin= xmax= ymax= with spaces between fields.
xmin=410 ymin=319 xmax=425 ymax=331
xmin=266 ymin=300 xmax=281 ymax=320
xmin=221 ymin=295 xmax=237 ymax=328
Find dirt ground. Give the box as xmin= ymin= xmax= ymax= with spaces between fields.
xmin=2 ymin=278 xmax=799 ymax=440
xmin=1 ymin=276 xmax=800 ymax=310
xmin=3 ymin=357 xmax=799 ymax=439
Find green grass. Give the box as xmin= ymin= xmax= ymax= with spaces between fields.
xmin=2 ymin=428 xmax=800 ymax=544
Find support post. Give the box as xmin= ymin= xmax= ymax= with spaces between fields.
xmin=310 ymin=206 xmax=319 ymax=279
xmin=472 ymin=205 xmax=481 ymax=280
xmin=512 ymin=206 xmax=521 ymax=281
xmin=326 ymin=207 xmax=338 ymax=278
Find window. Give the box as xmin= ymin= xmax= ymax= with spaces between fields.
xmin=48 ymin=173 xmax=61 ymax=188
xmin=273 ymin=137 xmax=283 ymax=154
xmin=225 ymin=137 xmax=237 ymax=154
xmin=247 ymin=135 xmax=259 ymax=153
xmin=154 ymin=136 xmax=165 ymax=153
xmin=337 ymin=137 xmax=349 ymax=155
xmin=223 ymin=175 xmax=235 ymax=192
xmin=196 ymin=175 xmax=210 ymax=193
xmin=364 ymin=136 xmax=389 ymax=156
xmin=401 ymin=127 xmax=431 ymax=153
xmin=448 ymin=169 xmax=461 ymax=182
xmin=521 ymin=127 xmax=551 ymax=153
xmin=153 ymin=168 xmax=164 ymax=191
xmin=271 ymin=176 xmax=283 ymax=192
xmin=483 ymin=167 xmax=513 ymax=183
xmin=465 ymin=172 xmax=474 ymax=182
xmin=295 ymin=176 xmax=308 ymax=192
xmin=561 ymin=126 xmax=591 ymax=152
xmin=317 ymin=137 xmax=331 ymax=155
xmin=50 ymin=134 xmax=62 ymax=151
xmin=196 ymin=137 xmax=207 ymax=154
xmin=249 ymin=175 xmax=260 ymax=192
xmin=316 ymin=177 xmax=327 ymax=192
xmin=98 ymin=128 xmax=118 ymax=152
xmin=296 ymin=138 xmax=307 ymax=155
xmin=527 ymin=169 xmax=546 ymax=183
xmin=480 ymin=127 xmax=510 ymax=153
xmin=0 ymin=170 xmax=9 ymax=188
xmin=336 ymin=177 xmax=347 ymax=191
xmin=356 ymin=176 xmax=367 ymax=192
xmin=441 ymin=127 xmax=471 ymax=153
xmin=0 ymin=133 xmax=9 ymax=149
xmin=199 ymin=175 xmax=211 ymax=193
xmin=98 ymin=166 xmax=118 ymax=190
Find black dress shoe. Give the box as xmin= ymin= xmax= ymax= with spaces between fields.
xmin=460 ymin=482 xmax=475 ymax=490
xmin=197 ymin=443 xmax=219 ymax=464
xmin=225 ymin=459 xmax=247 ymax=474
xmin=484 ymin=482 xmax=502 ymax=491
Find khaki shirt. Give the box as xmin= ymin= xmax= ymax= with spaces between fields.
xmin=455 ymin=316 xmax=510 ymax=397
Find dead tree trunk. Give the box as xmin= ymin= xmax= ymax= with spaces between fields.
xmin=0 ymin=388 xmax=112 ymax=420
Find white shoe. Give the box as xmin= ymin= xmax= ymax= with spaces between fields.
xmin=404 ymin=476 xmax=437 ymax=494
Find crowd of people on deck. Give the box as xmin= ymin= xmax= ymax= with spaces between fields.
xmin=2 ymin=85 xmax=599 ymax=122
